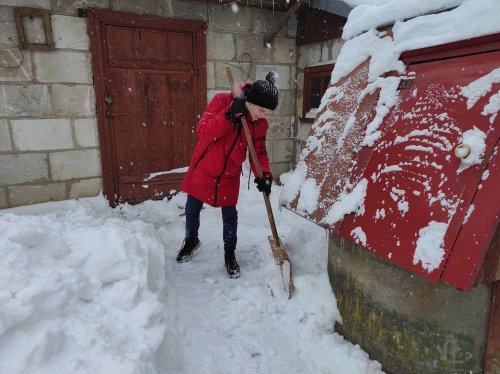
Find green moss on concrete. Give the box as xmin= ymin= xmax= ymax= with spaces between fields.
xmin=331 ymin=268 xmax=480 ymax=373
xmin=327 ymin=237 xmax=491 ymax=374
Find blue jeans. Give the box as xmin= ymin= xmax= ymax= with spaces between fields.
xmin=185 ymin=194 xmax=237 ymax=252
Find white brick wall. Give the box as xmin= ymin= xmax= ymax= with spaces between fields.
xmin=0 ymin=189 xmax=7 ymax=209
xmin=273 ymin=38 xmax=297 ymax=64
xmin=35 ymin=51 xmax=92 ymax=83
xmin=0 ymin=7 xmax=17 ymax=44
xmin=50 ymin=150 xmax=100 ymax=180
xmin=74 ymin=119 xmax=98 ymax=147
xmin=12 ymin=119 xmax=73 ymax=151
xmin=51 ymin=15 xmax=90 ymax=50
xmin=0 ymin=48 xmax=33 ymax=81
xmin=206 ymin=32 xmax=235 ymax=60
xmin=0 ymin=85 xmax=51 ymax=117
xmin=214 ymin=62 xmax=236 ymax=88
xmin=0 ymin=119 xmax=11 ymax=151
xmin=51 ymin=85 xmax=95 ymax=116
xmin=206 ymin=61 xmax=215 ymax=88
xmin=69 ymin=178 xmax=102 ymax=199
xmin=8 ymin=183 xmax=67 ymax=207
xmin=0 ymin=154 xmax=48 ymax=185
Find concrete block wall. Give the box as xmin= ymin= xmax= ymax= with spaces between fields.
xmin=0 ymin=0 xmax=298 ymax=208
xmin=328 ymin=234 xmax=493 ymax=373
xmin=0 ymin=1 xmax=101 ymax=208
xmin=294 ymin=38 xmax=344 ymax=162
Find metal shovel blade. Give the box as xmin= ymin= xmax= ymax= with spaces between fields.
xmin=268 ymin=235 xmax=293 ymax=299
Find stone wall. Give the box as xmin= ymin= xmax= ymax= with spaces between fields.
xmin=294 ymin=38 xmax=344 ymax=161
xmin=0 ymin=1 xmax=100 ymax=208
xmin=328 ymin=233 xmax=493 ymax=374
xmin=0 ymin=0 xmax=297 ymax=208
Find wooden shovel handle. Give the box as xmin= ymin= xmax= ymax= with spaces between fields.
xmin=226 ymin=68 xmax=281 ymax=245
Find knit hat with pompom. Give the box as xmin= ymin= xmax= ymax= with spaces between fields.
xmin=246 ymin=71 xmax=279 ymax=111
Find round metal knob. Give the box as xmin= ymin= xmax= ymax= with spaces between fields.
xmin=454 ymin=144 xmax=470 ymax=159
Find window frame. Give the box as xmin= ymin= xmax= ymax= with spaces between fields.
xmin=302 ymin=63 xmax=334 ymax=123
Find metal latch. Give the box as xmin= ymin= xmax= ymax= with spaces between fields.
xmin=104 ymin=92 xmax=113 ymax=104
xmin=105 ymin=110 xmax=130 ymax=118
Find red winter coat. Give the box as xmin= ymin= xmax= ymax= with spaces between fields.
xmin=181 ymin=88 xmax=272 ymax=207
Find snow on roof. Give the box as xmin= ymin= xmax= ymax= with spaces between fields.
xmin=342 ymin=0 xmax=466 ymax=39
xmin=333 ymin=0 xmax=500 ymax=86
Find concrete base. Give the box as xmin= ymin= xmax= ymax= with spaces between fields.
xmin=328 ymin=233 xmax=493 ymax=374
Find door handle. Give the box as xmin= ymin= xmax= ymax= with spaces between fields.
xmin=104 ymin=92 xmax=113 ymax=104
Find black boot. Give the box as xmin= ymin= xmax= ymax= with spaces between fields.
xmin=225 ymin=250 xmax=240 ymax=279
xmin=176 ymin=236 xmax=201 ymax=263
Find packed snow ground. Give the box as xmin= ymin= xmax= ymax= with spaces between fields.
xmin=0 ymin=171 xmax=383 ymax=374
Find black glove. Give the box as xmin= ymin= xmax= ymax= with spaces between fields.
xmin=225 ymin=97 xmax=248 ymax=123
xmin=254 ymin=174 xmax=273 ymax=196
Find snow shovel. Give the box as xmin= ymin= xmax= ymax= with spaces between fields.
xmin=226 ymin=67 xmax=293 ymax=299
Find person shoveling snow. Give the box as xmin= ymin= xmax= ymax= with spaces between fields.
xmin=178 ymin=72 xmax=279 ymax=279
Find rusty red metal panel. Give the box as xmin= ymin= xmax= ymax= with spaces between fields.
xmin=288 ymin=60 xmax=379 ymax=231
xmin=441 ymin=141 xmax=500 ymax=290
xmin=288 ymin=31 xmax=500 ymax=288
xmin=339 ymin=50 xmax=500 ymax=285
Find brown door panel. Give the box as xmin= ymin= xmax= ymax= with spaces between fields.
xmin=88 ymin=9 xmax=206 ymax=206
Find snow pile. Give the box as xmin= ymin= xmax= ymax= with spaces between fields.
xmin=296 ymin=178 xmax=321 ymax=215
xmin=330 ymin=28 xmax=403 ymax=85
xmin=323 ymin=179 xmax=368 ymax=225
xmin=0 ymin=173 xmax=385 ymax=373
xmin=413 ymin=221 xmax=448 ymax=272
xmin=279 ymin=161 xmax=308 ymax=208
xmin=0 ymin=203 xmax=166 ymax=373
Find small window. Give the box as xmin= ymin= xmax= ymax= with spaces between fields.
xmin=302 ymin=63 xmax=334 ymax=122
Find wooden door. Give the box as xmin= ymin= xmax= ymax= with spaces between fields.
xmin=88 ymin=9 xmax=206 ymax=205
